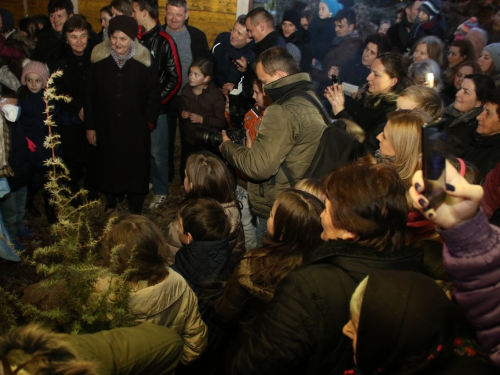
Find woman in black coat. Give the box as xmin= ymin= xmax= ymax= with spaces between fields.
xmin=85 ymin=16 xmax=160 ymax=214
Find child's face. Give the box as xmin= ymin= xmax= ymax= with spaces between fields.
xmin=267 ymin=204 xmax=276 ymax=237
xmin=318 ymin=2 xmax=330 ymax=19
xmin=188 ymin=66 xmax=210 ymax=87
xmin=418 ymin=10 xmax=429 ymax=22
xmin=25 ymin=72 xmax=44 ymax=94
xmin=252 ymin=83 xmax=265 ymax=107
xmin=178 ymin=217 xmax=191 ymax=245
xmin=183 ymin=170 xmax=192 ymax=193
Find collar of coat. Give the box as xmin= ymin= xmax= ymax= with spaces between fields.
xmin=90 ymin=38 xmax=151 ymax=67
xmin=264 ymin=72 xmax=314 ymax=102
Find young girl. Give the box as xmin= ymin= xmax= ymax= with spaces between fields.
xmin=18 ymin=61 xmax=57 ymax=223
xmin=180 ymin=58 xmax=226 ymax=180
xmin=214 ymin=189 xmax=324 ymax=363
xmin=165 ymin=151 xmax=244 ymax=270
xmin=101 ymin=213 xmax=207 ymax=365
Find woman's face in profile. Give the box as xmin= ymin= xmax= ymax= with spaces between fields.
xmin=454 ymin=78 xmax=481 ymax=113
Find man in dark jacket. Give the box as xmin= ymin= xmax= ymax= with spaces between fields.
xmin=163 ymin=0 xmax=209 ymax=181
xmin=212 ymin=14 xmax=254 ymax=94
xmin=386 ymin=0 xmax=423 ymax=54
xmin=134 ymin=0 xmax=181 ymax=208
xmin=31 ymin=0 xmax=74 ymax=62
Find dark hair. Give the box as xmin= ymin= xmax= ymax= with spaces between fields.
xmin=256 ymin=46 xmax=300 ymax=76
xmin=334 ymin=8 xmax=356 ymax=25
xmin=322 ymin=162 xmax=408 ymax=252
xmin=179 ymin=198 xmax=231 ymax=241
xmin=465 ymin=73 xmax=496 ymax=104
xmin=301 ymin=10 xmax=313 ymax=23
xmin=235 ymin=189 xmax=324 ymax=294
xmin=18 ymin=17 xmax=39 ymax=42
xmin=449 ymin=39 xmax=477 ymax=62
xmin=235 ymin=14 xmax=246 ymax=26
xmin=132 ymin=0 xmax=159 ymax=19
xmin=246 ymin=7 xmax=274 ymax=27
xmin=377 ymin=52 xmax=412 ymax=94
xmin=448 ymin=60 xmax=481 ymax=85
xmin=33 ymin=14 xmax=51 ymax=31
xmin=110 ymin=0 xmax=134 ymax=16
xmin=364 ymin=33 xmax=392 ymax=56
xmin=184 ymin=151 xmax=236 ymax=204
xmin=166 ymin=0 xmax=188 ymax=12
xmin=47 ymin=0 xmax=74 ymax=15
xmin=62 ymin=14 xmax=91 ymax=35
xmin=190 ymin=57 xmax=213 ymax=78
xmin=104 ymin=214 xmax=169 ymax=285
xmin=100 ymin=5 xmax=113 ymax=16
xmin=485 ymin=87 xmax=500 ymax=119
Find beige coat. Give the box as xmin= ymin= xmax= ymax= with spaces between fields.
xmin=97 ymin=268 xmax=207 ymax=365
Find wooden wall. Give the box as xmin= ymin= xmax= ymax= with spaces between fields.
xmin=6 ymin=0 xmax=247 ymax=47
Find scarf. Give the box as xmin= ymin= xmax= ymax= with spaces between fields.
xmin=331 ymin=29 xmax=360 ymax=48
xmin=109 ymin=41 xmax=136 ymax=69
xmin=444 ymin=104 xmax=482 ymax=128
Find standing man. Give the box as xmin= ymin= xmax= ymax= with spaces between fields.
xmin=212 ymin=15 xmax=254 ymax=95
xmin=31 ymin=0 xmax=74 ymax=62
xmin=219 ymin=47 xmax=326 ymax=245
xmin=164 ymin=0 xmax=210 ymax=181
xmin=133 ymin=0 xmax=181 ymax=208
xmin=386 ymin=0 xmax=423 ymax=54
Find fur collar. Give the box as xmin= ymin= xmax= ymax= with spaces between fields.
xmin=238 ymin=258 xmax=274 ymax=303
xmin=91 ymin=38 xmax=151 ymax=67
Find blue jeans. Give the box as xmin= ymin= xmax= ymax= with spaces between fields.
xmin=236 ymin=185 xmax=256 ymax=250
xmin=150 ymin=113 xmax=170 ymax=196
xmin=255 ymin=215 xmax=268 ymax=248
xmin=0 ymin=186 xmax=27 ymax=236
xmin=0 ymin=208 xmax=20 ymax=261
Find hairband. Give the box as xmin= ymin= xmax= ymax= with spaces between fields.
xmin=457 ymin=158 xmax=466 ymax=177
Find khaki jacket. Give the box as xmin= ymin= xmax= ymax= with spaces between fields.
xmin=221 ymin=73 xmax=326 ymax=218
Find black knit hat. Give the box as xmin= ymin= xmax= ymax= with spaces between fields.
xmin=108 ymin=15 xmax=137 ymax=41
xmin=282 ymin=9 xmax=301 ymax=30
xmin=419 ymin=0 xmax=441 ymax=20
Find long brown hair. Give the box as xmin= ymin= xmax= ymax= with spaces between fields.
xmin=239 ymin=189 xmax=324 ymax=292
xmin=104 ymin=214 xmax=169 ymax=286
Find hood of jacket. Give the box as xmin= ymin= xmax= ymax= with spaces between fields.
xmin=306 ymin=239 xmax=423 ymax=283
xmin=237 ymin=257 xmax=274 ymax=303
xmin=356 ymin=269 xmax=485 ymax=374
xmin=90 ymin=38 xmax=151 ymax=67
xmin=173 ymin=237 xmax=230 ymax=289
xmin=127 ymin=267 xmax=189 ymax=319
xmin=264 ymin=72 xmax=314 ymax=103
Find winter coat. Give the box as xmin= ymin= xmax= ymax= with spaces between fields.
xmin=0 ymin=33 xmax=24 ymax=60
xmin=281 ymin=28 xmax=313 ymax=73
xmin=386 ymin=16 xmax=414 ymax=54
xmin=251 ymin=30 xmax=286 ymax=59
xmin=462 ymin=131 xmax=500 ymax=180
xmin=179 ymin=81 xmax=226 ymax=146
xmin=165 ymin=200 xmax=245 ymax=270
xmin=408 ymin=15 xmax=447 ymax=50
xmin=220 ymin=73 xmax=326 ymax=218
xmin=63 ymin=322 xmax=183 ymax=375
xmin=352 ymin=270 xmax=498 ymax=375
xmin=339 ymin=53 xmax=370 ymax=87
xmin=5 ymin=120 xmax=32 ymax=191
xmin=212 ymin=31 xmax=255 ymax=88
xmin=308 ymin=17 xmax=336 ymax=61
xmin=232 ymin=239 xmax=424 ymax=375
xmin=171 ymin=237 xmax=231 ymax=372
xmin=186 ymin=24 xmax=211 ymax=61
xmin=443 ymin=105 xmax=483 ymax=157
xmin=31 ymin=28 xmax=62 ymax=63
xmin=84 ymin=39 xmax=161 ymax=194
xmin=311 ymin=34 xmax=363 ymax=93
xmin=439 ymin=211 xmax=500 ymax=368
xmin=138 ymin=21 xmax=181 ymax=113
xmin=49 ymin=45 xmax=93 ymax=164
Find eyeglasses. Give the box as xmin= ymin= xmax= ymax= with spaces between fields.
xmin=230 ymin=28 xmax=244 ymax=37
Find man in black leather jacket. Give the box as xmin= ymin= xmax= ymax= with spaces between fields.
xmin=133 ymin=0 xmax=181 ymax=208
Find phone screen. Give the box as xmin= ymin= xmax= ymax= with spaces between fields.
xmin=421 ymin=119 xmax=447 ymax=208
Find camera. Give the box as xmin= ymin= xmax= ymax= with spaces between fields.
xmin=194 ymin=127 xmax=247 ymax=148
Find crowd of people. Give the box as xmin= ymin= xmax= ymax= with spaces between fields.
xmin=1 ymin=0 xmax=500 ymax=374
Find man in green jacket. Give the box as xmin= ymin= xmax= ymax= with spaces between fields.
xmin=220 ymin=47 xmax=326 ymax=245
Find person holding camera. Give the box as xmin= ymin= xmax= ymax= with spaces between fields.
xmin=219 ymin=47 xmax=326 ymax=246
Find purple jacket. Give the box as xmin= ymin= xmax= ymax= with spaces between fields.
xmin=439 ymin=211 xmax=500 ymax=367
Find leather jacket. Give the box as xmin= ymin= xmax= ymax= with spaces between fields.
xmin=139 ymin=21 xmax=181 ymax=113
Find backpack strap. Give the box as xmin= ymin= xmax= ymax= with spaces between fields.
xmin=276 ymin=89 xmax=332 ymax=186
